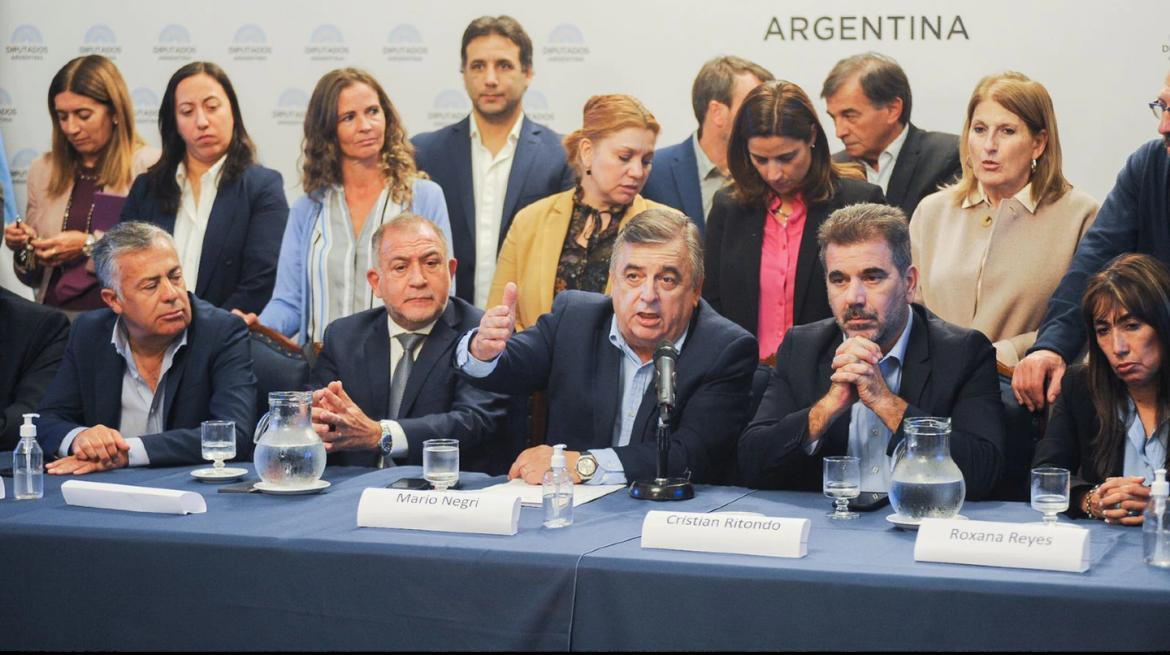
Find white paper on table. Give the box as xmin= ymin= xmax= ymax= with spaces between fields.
xmin=61 ymin=479 xmax=206 ymax=515
xmin=357 ymin=487 xmax=520 ymax=535
xmin=476 ymin=478 xmax=625 ymax=507
xmin=914 ymin=518 xmax=1090 ymax=573
xmin=641 ymin=510 xmax=810 ymax=558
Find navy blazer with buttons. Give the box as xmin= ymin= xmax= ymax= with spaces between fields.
xmin=310 ymin=297 xmax=511 ymax=473
xmin=120 ymin=163 xmax=289 ymax=314
xmin=411 ymin=115 xmax=574 ymax=305
xmin=641 ymin=134 xmax=707 ymax=233
xmin=36 ymin=294 xmax=257 ymax=465
xmin=459 ymin=290 xmax=758 ymax=484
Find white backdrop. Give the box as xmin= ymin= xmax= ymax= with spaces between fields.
xmin=2 ymin=0 xmax=1169 ymax=213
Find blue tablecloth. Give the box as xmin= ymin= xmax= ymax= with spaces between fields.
xmin=0 ymin=466 xmax=1165 ymax=650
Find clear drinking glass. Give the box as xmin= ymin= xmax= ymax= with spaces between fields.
xmin=201 ymin=420 xmax=236 ymax=470
xmin=824 ymin=456 xmax=861 ymax=520
xmin=423 ymin=439 xmax=459 ymax=491
xmin=1031 ymin=467 xmax=1070 ymax=527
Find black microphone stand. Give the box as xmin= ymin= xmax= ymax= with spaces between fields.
xmin=629 ymin=401 xmax=695 ymax=501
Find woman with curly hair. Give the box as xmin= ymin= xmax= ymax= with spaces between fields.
xmin=251 ymin=68 xmax=452 ymax=344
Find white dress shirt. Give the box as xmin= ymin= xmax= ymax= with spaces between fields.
xmin=863 ymin=124 xmax=909 ymax=194
xmin=379 ymin=314 xmax=438 ymax=459
xmin=173 ymin=155 xmax=226 ymax=291
xmin=469 ymin=113 xmax=524 ymax=308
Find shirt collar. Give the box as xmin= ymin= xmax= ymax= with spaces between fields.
xmin=1122 ymin=395 xmax=1170 ymax=449
xmin=176 ymin=154 xmax=228 ymax=187
xmin=607 ymin=314 xmax=690 ymax=366
xmin=387 ymin=311 xmax=439 ymax=339
xmin=469 ymin=112 xmax=525 ymax=146
xmin=961 ymin=181 xmax=1039 ymax=213
xmin=691 ymin=132 xmax=723 ymax=181
xmin=881 ymin=123 xmax=910 ymax=168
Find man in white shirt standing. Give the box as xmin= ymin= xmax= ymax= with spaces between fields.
xmin=412 ymin=15 xmax=573 ymax=308
xmin=822 ymin=52 xmax=961 ymax=220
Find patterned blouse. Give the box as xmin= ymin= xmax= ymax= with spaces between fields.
xmin=554 ymin=187 xmax=629 ymax=296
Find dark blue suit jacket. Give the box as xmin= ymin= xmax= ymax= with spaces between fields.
xmin=737 ymin=304 xmax=1005 ymax=499
xmin=121 ymin=164 xmax=289 ymax=314
xmin=0 ymin=288 xmax=69 ymax=448
xmin=1033 ymin=139 xmax=1170 ymax=361
xmin=37 ymin=294 xmax=257 ymax=465
xmin=460 ymin=290 xmax=757 ymax=484
xmin=411 ymin=116 xmax=574 ymax=304
xmin=311 ymin=297 xmax=510 ymax=472
xmin=641 ymin=134 xmax=706 ymax=233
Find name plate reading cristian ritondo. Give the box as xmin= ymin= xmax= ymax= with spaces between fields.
xmin=914 ymin=518 xmax=1089 ymax=573
xmin=357 ymin=488 xmax=520 ymax=536
xmin=641 ymin=511 xmax=810 ymax=558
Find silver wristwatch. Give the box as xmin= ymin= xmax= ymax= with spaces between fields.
xmin=575 ymin=451 xmax=598 ymax=482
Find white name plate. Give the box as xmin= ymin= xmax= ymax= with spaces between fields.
xmin=915 ymin=518 xmax=1089 ymax=573
xmin=641 ymin=510 xmax=810 ymax=558
xmin=61 ymin=480 xmax=206 ymax=515
xmin=357 ymin=488 xmax=520 ymax=536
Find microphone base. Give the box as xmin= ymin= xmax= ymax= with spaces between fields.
xmin=628 ymin=477 xmax=695 ymax=501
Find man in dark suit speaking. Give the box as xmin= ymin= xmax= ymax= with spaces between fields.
xmin=457 ymin=209 xmax=757 ymax=485
xmin=737 ymin=203 xmax=1004 ymax=498
xmin=822 ymin=53 xmax=961 ymax=219
xmin=412 ymin=15 xmax=573 ymax=308
xmin=309 ymin=214 xmax=509 ymax=472
xmin=38 ymin=221 xmax=256 ymax=473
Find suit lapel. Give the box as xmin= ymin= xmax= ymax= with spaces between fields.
xmin=397 ymin=305 xmax=457 ymax=417
xmin=591 ymin=322 xmax=622 ymax=448
xmin=671 ymin=145 xmax=704 ymax=224
xmin=363 ymin=317 xmax=392 ymax=418
xmin=885 ymin=124 xmax=921 ymax=209
xmin=898 ymin=307 xmax=931 ymax=407
xmin=94 ymin=328 xmax=126 ymax=429
xmin=196 ymin=177 xmax=237 ymax=295
xmin=744 ymin=207 xmax=765 ymax=330
xmin=499 ymin=118 xmax=538 ymax=245
xmin=791 ymin=201 xmax=823 ymax=323
xmin=450 ymin=119 xmax=477 ymax=250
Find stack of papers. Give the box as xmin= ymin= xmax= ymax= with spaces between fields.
xmin=477 ymin=478 xmax=625 ymax=507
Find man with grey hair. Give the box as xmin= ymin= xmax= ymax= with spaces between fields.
xmin=37 ymin=221 xmax=255 ymax=473
xmin=642 ymin=55 xmax=773 ymax=232
xmin=822 ymin=52 xmax=960 ymax=219
xmin=307 ymin=213 xmax=512 ymax=472
xmin=456 ymin=208 xmax=757 ymax=486
xmin=738 ymin=203 xmax=1004 ymax=499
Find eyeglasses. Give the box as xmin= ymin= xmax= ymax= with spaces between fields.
xmin=1150 ymin=100 xmax=1170 ymax=120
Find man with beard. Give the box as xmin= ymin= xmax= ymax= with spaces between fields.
xmin=736 ymin=203 xmax=1004 ymax=498
xmin=1014 ymin=72 xmax=1170 ymax=412
xmin=411 ymin=15 xmax=573 ymax=308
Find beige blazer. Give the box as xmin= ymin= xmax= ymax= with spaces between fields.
xmin=20 ymin=146 xmax=160 ymax=301
xmin=910 ymin=184 xmax=1098 ymax=366
xmin=487 ymin=189 xmax=666 ymax=330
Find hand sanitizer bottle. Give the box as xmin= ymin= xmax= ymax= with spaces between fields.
xmin=13 ymin=413 xmax=43 ymax=500
xmin=542 ymin=444 xmax=574 ymax=528
xmin=1144 ymin=468 xmax=1170 ymax=568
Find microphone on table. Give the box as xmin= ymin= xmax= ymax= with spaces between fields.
xmin=629 ymin=341 xmax=695 ymax=501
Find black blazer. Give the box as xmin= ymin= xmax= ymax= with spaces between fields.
xmin=1033 ymin=365 xmax=1148 ymax=511
xmin=411 ymin=116 xmax=574 ymax=304
xmin=0 ymin=288 xmax=69 ymax=448
xmin=310 ymin=297 xmax=510 ymax=472
xmin=832 ymin=123 xmax=961 ymax=220
xmin=703 ymin=177 xmax=885 ymax=343
xmin=460 ymin=290 xmax=758 ymax=484
xmin=36 ymin=294 xmax=257 ymax=465
xmin=121 ymin=164 xmax=289 ymax=314
xmin=737 ymin=304 xmax=1005 ymax=499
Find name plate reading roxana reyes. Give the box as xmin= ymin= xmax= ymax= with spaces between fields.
xmin=914 ymin=518 xmax=1090 ymax=573
xmin=641 ymin=510 xmax=810 ymax=558
xmin=357 ymin=488 xmax=520 ymax=536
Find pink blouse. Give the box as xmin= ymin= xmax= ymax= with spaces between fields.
xmin=757 ymin=194 xmax=807 ymax=359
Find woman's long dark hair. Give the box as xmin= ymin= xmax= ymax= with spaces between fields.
xmin=1082 ymin=253 xmax=1170 ymax=479
xmin=145 ymin=61 xmax=256 ymax=214
xmin=726 ymin=80 xmax=860 ymax=207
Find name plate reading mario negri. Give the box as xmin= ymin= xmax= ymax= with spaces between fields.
xmin=914 ymin=518 xmax=1089 ymax=573
xmin=641 ymin=510 xmax=810 ymax=558
xmin=357 ymin=488 xmax=520 ymax=536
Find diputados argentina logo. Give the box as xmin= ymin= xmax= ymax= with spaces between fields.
xmin=305 ymin=25 xmax=348 ymax=61
xmin=543 ymin=24 xmax=589 ymax=62
xmin=384 ymin=24 xmax=427 ymax=62
xmin=79 ymin=24 xmax=121 ymax=58
xmin=764 ymin=15 xmax=970 ymax=41
xmin=7 ymin=25 xmax=47 ymax=60
xmin=154 ymin=24 xmax=196 ymax=61
xmin=230 ymin=24 xmax=271 ymax=62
